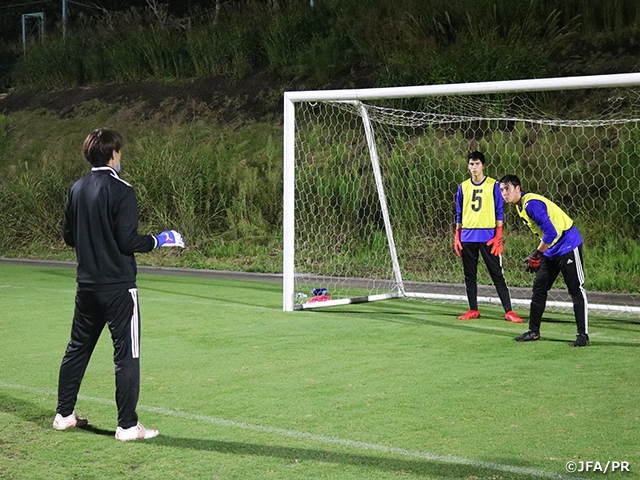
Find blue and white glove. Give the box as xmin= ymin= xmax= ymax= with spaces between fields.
xmin=154 ymin=230 xmax=185 ymax=248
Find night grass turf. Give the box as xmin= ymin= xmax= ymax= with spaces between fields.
xmin=1 ymin=263 xmax=639 ymax=479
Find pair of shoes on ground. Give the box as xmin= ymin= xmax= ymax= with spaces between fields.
xmin=458 ymin=309 xmax=523 ymax=323
xmin=53 ymin=413 xmax=158 ymax=441
xmin=515 ymin=331 xmax=590 ymax=347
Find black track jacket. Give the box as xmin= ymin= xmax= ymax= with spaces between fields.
xmin=63 ymin=166 xmax=156 ymax=290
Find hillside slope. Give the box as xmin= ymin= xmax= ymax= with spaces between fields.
xmin=2 ymin=32 xmax=639 ymax=120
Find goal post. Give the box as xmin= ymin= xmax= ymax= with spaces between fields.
xmin=283 ymin=73 xmax=640 ymax=314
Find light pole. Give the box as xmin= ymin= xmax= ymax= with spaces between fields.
xmin=62 ymin=0 xmax=67 ymax=38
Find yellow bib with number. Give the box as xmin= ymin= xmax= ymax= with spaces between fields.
xmin=461 ymin=177 xmax=497 ymax=229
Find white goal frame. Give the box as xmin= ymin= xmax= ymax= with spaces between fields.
xmin=283 ymin=72 xmax=640 ymax=313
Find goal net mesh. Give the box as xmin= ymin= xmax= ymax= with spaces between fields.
xmin=291 ymin=90 xmax=640 ymax=314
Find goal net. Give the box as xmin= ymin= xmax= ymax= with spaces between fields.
xmin=283 ymin=74 xmax=640 ymax=315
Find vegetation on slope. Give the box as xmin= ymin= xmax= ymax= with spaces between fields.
xmin=5 ymin=0 xmax=640 ymax=92
xmin=1 ymin=0 xmax=639 ymax=294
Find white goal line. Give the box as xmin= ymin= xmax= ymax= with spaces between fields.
xmin=296 ymin=291 xmax=640 ymax=314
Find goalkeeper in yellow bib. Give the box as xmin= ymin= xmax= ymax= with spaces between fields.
xmin=499 ymin=174 xmax=589 ymax=347
xmin=454 ymin=152 xmax=522 ymax=323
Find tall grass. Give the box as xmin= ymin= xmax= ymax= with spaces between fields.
xmin=8 ymin=0 xmax=640 ymax=90
xmin=0 ymin=104 xmax=283 ymax=265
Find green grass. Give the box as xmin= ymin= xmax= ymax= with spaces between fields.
xmin=8 ymin=0 xmax=640 ymax=91
xmin=1 ymin=262 xmax=639 ymax=479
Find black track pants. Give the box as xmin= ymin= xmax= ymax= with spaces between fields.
xmin=528 ymin=245 xmax=588 ymax=335
xmin=461 ymin=242 xmax=513 ymax=312
xmin=57 ymin=287 xmax=141 ymax=428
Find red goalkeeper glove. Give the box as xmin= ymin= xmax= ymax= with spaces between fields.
xmin=454 ymin=228 xmax=463 ymax=257
xmin=486 ymin=225 xmax=503 ymax=256
xmin=524 ymin=249 xmax=543 ymax=273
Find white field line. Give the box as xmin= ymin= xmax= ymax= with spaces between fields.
xmin=0 ymin=381 xmax=583 ymax=480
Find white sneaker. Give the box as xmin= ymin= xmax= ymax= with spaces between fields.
xmin=53 ymin=412 xmax=88 ymax=430
xmin=115 ymin=422 xmax=159 ymax=441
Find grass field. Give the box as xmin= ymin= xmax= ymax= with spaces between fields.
xmin=1 ymin=262 xmax=639 ymax=480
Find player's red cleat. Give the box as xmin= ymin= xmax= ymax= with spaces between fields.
xmin=505 ymin=310 xmax=523 ymax=323
xmin=458 ymin=309 xmax=480 ymax=320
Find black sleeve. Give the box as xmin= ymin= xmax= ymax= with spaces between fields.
xmin=62 ymin=188 xmax=75 ymax=248
xmin=112 ymin=185 xmax=155 ymax=254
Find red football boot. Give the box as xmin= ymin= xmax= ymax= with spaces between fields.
xmin=505 ymin=310 xmax=523 ymax=323
xmin=458 ymin=309 xmax=480 ymax=320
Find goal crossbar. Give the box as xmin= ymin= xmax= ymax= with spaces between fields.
xmin=284 ymin=73 xmax=640 ymax=103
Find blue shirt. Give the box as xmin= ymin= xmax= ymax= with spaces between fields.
xmin=521 ymin=196 xmax=582 ymax=258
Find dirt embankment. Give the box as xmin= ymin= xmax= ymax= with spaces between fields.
xmin=0 ymin=73 xmax=291 ymax=123
xmin=0 ymin=66 xmax=378 ymax=123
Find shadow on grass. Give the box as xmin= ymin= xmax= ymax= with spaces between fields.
xmin=0 ymin=391 xmax=53 ymax=426
xmin=319 ymin=306 xmax=640 ymax=347
xmin=0 ymin=392 xmax=557 ymax=479
xmin=0 ymin=391 xmax=114 ymax=436
xmin=150 ymin=434 xmax=548 ymax=479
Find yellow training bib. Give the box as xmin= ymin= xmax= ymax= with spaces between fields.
xmin=461 ymin=177 xmax=497 ymax=229
xmin=516 ymin=193 xmax=574 ymax=246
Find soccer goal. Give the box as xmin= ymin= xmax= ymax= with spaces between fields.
xmin=283 ymin=73 xmax=640 ymax=314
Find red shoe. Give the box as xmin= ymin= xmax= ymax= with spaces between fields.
xmin=505 ymin=310 xmax=523 ymax=323
xmin=458 ymin=309 xmax=480 ymax=320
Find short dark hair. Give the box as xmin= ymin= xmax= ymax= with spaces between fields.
xmin=467 ymin=151 xmax=485 ymax=164
xmin=83 ymin=128 xmax=123 ymax=166
xmin=498 ymin=174 xmax=521 ymax=188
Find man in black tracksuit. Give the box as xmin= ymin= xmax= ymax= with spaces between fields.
xmin=53 ymin=128 xmax=185 ymax=441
